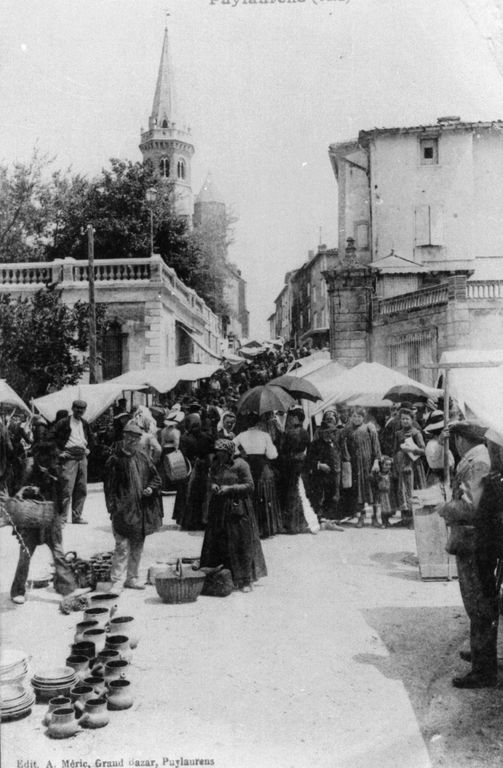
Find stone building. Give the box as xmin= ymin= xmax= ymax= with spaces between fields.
xmin=323 ymin=117 xmax=503 ymax=380
xmin=0 ymin=26 xmax=253 ymax=379
xmin=269 ymin=245 xmax=337 ymax=347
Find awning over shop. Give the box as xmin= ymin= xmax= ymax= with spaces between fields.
xmin=300 ymin=327 xmax=329 ymax=342
xmin=33 ymin=382 xmax=145 ymax=423
xmin=110 ymin=362 xmax=221 ymax=392
xmin=178 ymin=325 xmax=222 ymax=361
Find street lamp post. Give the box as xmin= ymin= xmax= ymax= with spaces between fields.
xmin=145 ymin=187 xmax=157 ymax=256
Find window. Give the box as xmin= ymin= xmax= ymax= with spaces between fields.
xmin=102 ymin=321 xmax=125 ymax=380
xmin=312 ymin=285 xmax=317 ymax=304
xmin=420 ymin=138 xmax=438 ymax=165
xmin=177 ymin=159 xmax=186 ymax=180
xmin=388 ymin=329 xmax=437 ymax=385
xmin=415 ymin=204 xmax=443 ymax=246
xmin=159 ymin=156 xmax=170 ymax=178
xmin=162 ymin=119 xmax=168 ymax=129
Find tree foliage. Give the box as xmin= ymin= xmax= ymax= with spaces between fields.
xmin=0 ymin=154 xmax=236 ymax=315
xmin=0 ymin=288 xmax=106 ymax=401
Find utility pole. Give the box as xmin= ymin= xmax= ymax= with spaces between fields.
xmin=87 ymin=224 xmax=98 ymax=383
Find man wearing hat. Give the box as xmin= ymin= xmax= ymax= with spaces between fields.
xmin=438 ymin=421 xmax=493 ymax=688
xmin=54 ymin=400 xmax=94 ymax=524
xmin=104 ymin=421 xmax=162 ymax=590
xmin=305 ymin=412 xmax=346 ymax=530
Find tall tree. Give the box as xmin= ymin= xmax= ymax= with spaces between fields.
xmin=0 ymin=288 xmax=105 ymax=401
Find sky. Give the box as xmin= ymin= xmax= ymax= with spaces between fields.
xmin=2 ymin=0 xmax=503 ymax=337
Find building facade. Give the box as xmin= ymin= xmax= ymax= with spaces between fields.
xmin=323 ymin=118 xmax=503 ymax=376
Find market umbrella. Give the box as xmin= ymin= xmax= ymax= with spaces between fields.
xmin=236 ymin=385 xmax=295 ymax=415
xmin=383 ymin=384 xmax=438 ymax=404
xmin=0 ymin=380 xmax=30 ymax=414
xmin=268 ymin=375 xmax=322 ymax=403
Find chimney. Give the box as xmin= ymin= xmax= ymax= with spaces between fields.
xmin=318 ymin=244 xmax=327 ymax=253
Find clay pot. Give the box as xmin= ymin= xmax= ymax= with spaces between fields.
xmin=103 ymin=659 xmax=129 ymax=685
xmin=74 ymin=619 xmax=99 ymax=644
xmin=69 ymin=683 xmax=94 ymax=716
xmin=105 ymin=634 xmax=132 ymax=662
xmin=79 ymin=696 xmax=109 ymax=729
xmin=91 ymin=649 xmax=120 ymax=678
xmin=82 ymin=676 xmax=107 ymax=697
xmin=108 ymin=616 xmax=139 ymax=649
xmin=83 ymin=607 xmax=109 ymax=630
xmin=89 ymin=592 xmax=120 ymax=618
xmin=65 ymin=654 xmax=90 ymax=681
xmin=70 ymin=641 xmax=95 ymax=660
xmin=107 ymin=679 xmax=133 ymax=710
xmin=42 ymin=696 xmax=71 ymax=727
xmin=46 ymin=706 xmax=80 ymax=739
xmin=83 ymin=628 xmax=106 ymax=655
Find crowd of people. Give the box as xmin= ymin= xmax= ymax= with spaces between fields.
xmin=3 ymin=343 xmax=503 ymax=691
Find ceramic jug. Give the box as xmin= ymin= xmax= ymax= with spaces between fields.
xmin=83 ymin=627 xmax=106 ymax=655
xmin=104 ymin=634 xmax=132 ymax=662
xmin=91 ymin=649 xmax=120 ymax=678
xmin=65 ymin=654 xmax=90 ymax=681
xmin=79 ymin=696 xmax=110 ymax=729
xmin=70 ymin=641 xmax=95 ymax=660
xmin=107 ymin=679 xmax=133 ymax=710
xmin=103 ymin=659 xmax=129 ymax=685
xmin=89 ymin=592 xmax=120 ymax=618
xmin=42 ymin=696 xmax=71 ymax=727
xmin=74 ymin=619 xmax=99 ymax=644
xmin=83 ymin=606 xmax=110 ymax=630
xmin=108 ymin=616 xmax=139 ymax=649
xmin=83 ymin=675 xmax=107 ymax=697
xmin=69 ymin=683 xmax=94 ymax=716
xmin=46 ymin=706 xmax=80 ymax=739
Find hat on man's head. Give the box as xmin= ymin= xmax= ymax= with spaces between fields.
xmin=122 ymin=421 xmax=143 ymax=437
xmin=449 ymin=420 xmax=487 ymax=444
xmin=399 ymin=407 xmax=413 ymax=417
xmin=72 ymin=399 xmax=87 ymax=410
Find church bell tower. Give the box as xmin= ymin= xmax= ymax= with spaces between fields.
xmin=139 ymin=25 xmax=194 ymax=218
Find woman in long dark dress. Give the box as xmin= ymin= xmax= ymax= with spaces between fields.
xmin=279 ymin=408 xmax=311 ymax=534
xmin=177 ymin=414 xmax=214 ymax=530
xmin=200 ymin=439 xmax=267 ymax=592
xmin=234 ymin=414 xmax=282 ymax=538
xmin=340 ymin=407 xmax=381 ymax=528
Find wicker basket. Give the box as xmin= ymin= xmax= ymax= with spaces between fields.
xmin=3 ymin=497 xmax=55 ymax=528
xmin=155 ymin=559 xmax=205 ymax=604
xmin=164 ymin=450 xmax=191 ymax=482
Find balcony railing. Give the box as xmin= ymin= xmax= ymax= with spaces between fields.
xmin=0 ymin=255 xmax=220 ymax=333
xmin=378 ymin=283 xmax=449 ymax=315
xmin=467 ymin=280 xmax=503 ymax=299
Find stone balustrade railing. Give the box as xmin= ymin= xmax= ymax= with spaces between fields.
xmin=378 ymin=283 xmax=449 ymax=315
xmin=466 ymin=280 xmax=503 ymax=299
xmin=0 ymin=255 xmax=220 ymax=334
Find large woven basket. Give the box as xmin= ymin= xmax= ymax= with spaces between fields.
xmin=2 ymin=497 xmax=55 ymax=528
xmin=163 ymin=450 xmax=190 ymax=482
xmin=155 ymin=559 xmax=205 ymax=604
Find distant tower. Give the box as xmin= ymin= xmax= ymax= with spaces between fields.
xmin=193 ymin=171 xmax=226 ymax=228
xmin=139 ymin=25 xmax=194 ymax=218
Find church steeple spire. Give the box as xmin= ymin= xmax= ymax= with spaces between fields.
xmin=149 ymin=25 xmax=177 ymax=131
xmin=139 ymin=23 xmax=195 ymax=219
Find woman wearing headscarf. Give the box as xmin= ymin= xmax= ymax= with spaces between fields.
xmin=177 ymin=413 xmax=214 ymax=530
xmin=278 ymin=407 xmax=311 ymax=534
xmin=234 ymin=413 xmax=282 ymax=538
xmin=133 ymin=406 xmax=162 ymax=465
xmin=200 ymin=438 xmax=267 ymax=592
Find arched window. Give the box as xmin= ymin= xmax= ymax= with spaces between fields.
xmin=162 ymin=119 xmax=168 ymax=129
xmin=159 ymin=157 xmax=170 ymax=178
xmin=177 ymin=158 xmax=186 ymax=180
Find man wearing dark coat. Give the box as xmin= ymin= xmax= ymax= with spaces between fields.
xmin=306 ymin=416 xmax=346 ymax=529
xmin=104 ymin=422 xmax=162 ymax=590
xmin=438 ymin=421 xmax=493 ymax=688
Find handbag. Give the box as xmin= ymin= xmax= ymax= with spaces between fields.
xmin=341 ymin=461 xmax=352 ymax=489
xmin=201 ymin=565 xmax=234 ymax=597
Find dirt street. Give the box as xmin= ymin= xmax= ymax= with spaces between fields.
xmin=1 ymin=485 xmax=502 ymax=768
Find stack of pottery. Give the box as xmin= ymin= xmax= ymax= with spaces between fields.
xmin=31 ymin=667 xmax=78 ymax=702
xmin=0 ymin=649 xmax=29 ymax=688
xmin=1 ymin=683 xmax=35 ymax=722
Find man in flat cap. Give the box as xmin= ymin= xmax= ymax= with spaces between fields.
xmin=103 ymin=420 xmax=162 ymax=590
xmin=438 ymin=421 xmax=493 ymax=687
xmin=54 ymin=400 xmax=94 ymax=524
